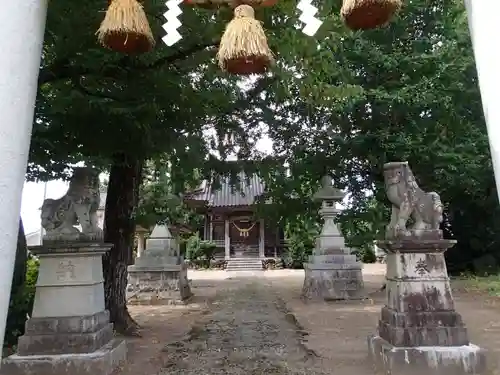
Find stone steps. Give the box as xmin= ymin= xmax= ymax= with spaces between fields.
xmin=226 ymin=258 xmax=263 ymax=271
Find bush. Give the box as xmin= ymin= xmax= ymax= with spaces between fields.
xmin=352 ymin=246 xmax=377 ymax=263
xmin=185 ymin=234 xmax=201 ymax=261
xmin=5 ymin=256 xmax=39 ymax=349
xmin=262 ymin=258 xmax=284 ymax=270
xmin=199 ymin=241 xmax=217 ymax=260
xmin=284 ymin=228 xmax=317 ymax=269
xmin=185 ymin=234 xmax=217 ymax=268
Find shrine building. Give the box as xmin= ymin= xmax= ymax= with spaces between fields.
xmin=183 ymin=172 xmax=287 ymax=260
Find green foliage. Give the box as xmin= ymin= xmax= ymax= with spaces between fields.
xmin=339 ymin=197 xmax=386 ymax=263
xmin=136 ymin=161 xmax=203 ymax=230
xmin=185 ymin=234 xmax=217 ymax=268
xmin=355 ymin=247 xmax=377 ymax=263
xmin=185 ymin=234 xmax=201 ymax=261
xmin=260 ymin=0 xmax=495 ymax=273
xmin=31 ymin=0 xmax=281 ymax=182
xmin=5 ymin=257 xmax=40 ymax=349
xmin=459 ymin=272 xmax=500 ymax=297
xmin=283 ymin=221 xmax=318 ymax=269
xmin=31 ymin=0 xmax=497 ymax=278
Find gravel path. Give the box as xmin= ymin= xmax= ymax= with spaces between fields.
xmin=160 ymin=277 xmax=327 ymax=375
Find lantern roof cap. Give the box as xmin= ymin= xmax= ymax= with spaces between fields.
xmin=313 ymin=176 xmax=345 ymax=202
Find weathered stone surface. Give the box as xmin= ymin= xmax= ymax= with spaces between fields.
xmin=309 ymin=254 xmax=358 ymax=264
xmin=127 ymin=267 xmax=192 ymax=305
xmin=136 ymin=224 xmax=179 ymax=260
xmin=1 ymin=338 xmax=127 ymax=375
xmin=302 ymin=267 xmax=363 ymax=300
xmin=383 ymin=161 xmax=444 ymax=240
xmin=378 ymin=320 xmax=469 ymax=347
xmin=19 ymin=311 xmax=113 ymax=356
xmin=367 ymin=162 xmax=487 ymax=374
xmin=301 ymin=176 xmax=364 ymax=300
xmin=2 ymin=241 xmax=126 ymax=375
xmin=29 ymin=243 xmax=109 ymax=318
xmin=40 ymin=167 xmax=103 ymax=243
xmin=127 ymin=225 xmax=192 ymax=304
xmin=368 ymin=335 xmax=486 ymax=375
xmin=24 ymin=311 xmax=110 ymax=335
xmin=17 ymin=323 xmax=114 ymax=355
xmin=378 ymin=240 xmax=467 ymax=347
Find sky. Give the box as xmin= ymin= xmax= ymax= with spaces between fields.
xmin=20 ymin=136 xmax=275 ymax=235
xmin=21 ymin=132 xmax=351 ymax=235
xmin=21 ymin=179 xmax=69 ymax=235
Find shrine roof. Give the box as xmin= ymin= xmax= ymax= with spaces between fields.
xmin=183 ymin=172 xmax=266 ymax=208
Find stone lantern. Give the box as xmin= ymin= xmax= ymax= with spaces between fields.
xmin=127 ymin=224 xmax=192 ymax=305
xmin=301 ymin=176 xmax=364 ymax=300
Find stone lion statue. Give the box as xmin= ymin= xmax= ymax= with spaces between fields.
xmin=383 ymin=161 xmax=443 ymax=239
xmin=41 ymin=167 xmax=103 ymax=241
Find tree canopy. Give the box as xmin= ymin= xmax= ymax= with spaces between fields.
xmin=25 ymin=0 xmax=497 ymax=336
xmin=259 ymin=0 xmax=495 ymax=272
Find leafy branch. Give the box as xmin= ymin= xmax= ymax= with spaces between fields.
xmin=38 ymin=39 xmax=220 ymax=85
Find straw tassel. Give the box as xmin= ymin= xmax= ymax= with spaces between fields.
xmin=217 ymin=4 xmax=274 ymax=75
xmin=97 ymin=0 xmax=155 ymax=54
xmin=184 ymin=0 xmax=278 ymax=7
xmin=341 ymin=0 xmax=402 ymax=30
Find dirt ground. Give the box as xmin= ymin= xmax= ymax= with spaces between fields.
xmin=118 ymin=264 xmax=500 ymax=375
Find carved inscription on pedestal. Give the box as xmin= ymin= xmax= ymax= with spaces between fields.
xmin=56 ymin=260 xmax=76 ymax=281
xmin=414 ymin=259 xmax=429 ymax=276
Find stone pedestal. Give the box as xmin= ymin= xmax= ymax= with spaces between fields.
xmin=2 ymin=242 xmax=127 ymax=375
xmin=302 ymin=252 xmax=363 ymax=300
xmin=368 ymin=239 xmax=487 ymax=375
xmin=127 ymin=225 xmax=192 ymax=305
xmin=301 ymin=176 xmax=364 ymax=300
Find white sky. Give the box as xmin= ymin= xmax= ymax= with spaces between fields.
xmin=21 ymin=180 xmax=69 ymax=234
xmin=21 ymin=135 xmax=275 ymax=235
xmin=21 ymin=134 xmax=350 ymax=235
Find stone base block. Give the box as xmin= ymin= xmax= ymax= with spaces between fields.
xmin=367 ymin=334 xmax=487 ymax=375
xmin=17 ymin=311 xmax=114 ymax=355
xmin=18 ymin=323 xmax=114 ymax=355
xmin=1 ymin=338 xmax=127 ymax=375
xmin=127 ymin=292 xmax=192 ymax=305
xmin=301 ymin=267 xmax=364 ymax=300
xmin=24 ymin=310 xmax=110 ymax=335
xmin=127 ymin=269 xmax=192 ymax=305
xmin=308 ymin=254 xmax=358 ymax=264
xmin=378 ymin=320 xmax=469 ymax=347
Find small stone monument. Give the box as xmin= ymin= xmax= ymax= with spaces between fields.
xmin=127 ymin=224 xmax=192 ymax=305
xmin=367 ymin=161 xmax=487 ymax=375
xmin=2 ymin=167 xmax=126 ymax=375
xmin=301 ymin=176 xmax=364 ymax=300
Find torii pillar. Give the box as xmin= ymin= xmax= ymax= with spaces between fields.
xmin=0 ymin=0 xmax=49 ymax=352
xmin=465 ymin=0 xmax=500 ymax=202
xmin=0 ymin=0 xmax=498 ymax=354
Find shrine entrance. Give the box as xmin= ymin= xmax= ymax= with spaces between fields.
xmin=182 ymin=172 xmax=287 ymax=260
xmin=229 ymin=216 xmax=259 ymax=258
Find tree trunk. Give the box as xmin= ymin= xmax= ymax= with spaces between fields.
xmin=5 ymin=218 xmax=29 ymax=347
xmin=103 ymin=153 xmax=143 ymax=336
xmin=12 ymin=218 xmax=27 ymax=292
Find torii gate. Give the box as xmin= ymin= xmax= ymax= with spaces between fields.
xmin=0 ymin=0 xmax=494 ymax=351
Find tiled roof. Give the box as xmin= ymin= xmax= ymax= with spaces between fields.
xmin=184 ymin=172 xmax=265 ymax=208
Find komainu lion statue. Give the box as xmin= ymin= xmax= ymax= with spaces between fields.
xmin=383 ymin=161 xmax=443 ymax=239
xmin=41 ymin=167 xmax=103 ymax=241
